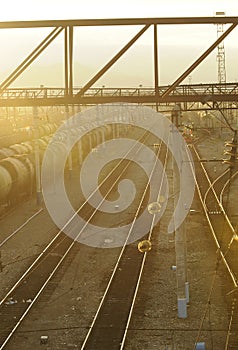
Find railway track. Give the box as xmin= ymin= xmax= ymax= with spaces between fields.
xmin=0 ymin=124 xmax=165 ymax=349
xmin=0 ymin=208 xmax=43 ymax=248
xmin=191 ymin=144 xmax=238 ymax=349
xmin=80 ymin=135 xmax=168 ymax=350
xmin=4 ymin=118 xmax=233 ymax=349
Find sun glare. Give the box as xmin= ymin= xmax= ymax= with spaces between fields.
xmin=0 ymin=0 xmax=238 ymax=86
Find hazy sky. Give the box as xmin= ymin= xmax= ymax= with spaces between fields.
xmin=1 ymin=0 xmax=238 ymax=20
xmin=0 ymin=0 xmax=238 ymax=87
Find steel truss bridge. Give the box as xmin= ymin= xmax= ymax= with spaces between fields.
xmin=0 ymin=17 xmax=238 ymax=112
xmin=1 ymin=84 xmax=238 ymax=111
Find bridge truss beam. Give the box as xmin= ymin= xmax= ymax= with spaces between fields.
xmin=0 ymin=84 xmax=238 ymax=111
xmin=0 ymin=16 xmax=238 ymax=109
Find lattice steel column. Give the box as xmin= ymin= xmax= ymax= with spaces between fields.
xmin=216 ymin=19 xmax=226 ymax=84
xmin=215 ymin=12 xmax=230 ymax=129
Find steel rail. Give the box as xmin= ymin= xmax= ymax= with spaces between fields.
xmin=119 ymin=137 xmax=169 ymax=349
xmin=0 ymin=132 xmax=150 ymax=349
xmin=0 ymin=126 xmax=148 ymax=306
xmin=190 ymin=145 xmax=238 ymax=288
xmin=189 ymin=148 xmax=238 ymax=350
xmin=219 ymin=170 xmax=238 ymax=247
xmin=0 ymin=209 xmax=43 ymax=248
xmin=219 ymin=170 xmax=238 ymax=208
xmin=203 ymin=168 xmax=230 ymax=212
xmin=194 ymin=147 xmax=237 ymax=240
xmin=0 ymin=125 xmax=154 ymax=348
xmin=80 ymin=139 xmax=162 ymax=346
xmin=80 ymin=134 xmax=168 ymax=349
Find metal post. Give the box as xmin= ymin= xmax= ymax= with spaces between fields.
xmin=69 ymin=26 xmax=74 ymax=97
xmin=185 ymin=281 xmax=190 ymax=303
xmin=64 ymin=26 xmax=73 ymax=174
xmin=33 ymin=106 xmax=42 ymax=205
xmin=171 ymin=118 xmax=188 ymax=318
xmin=184 ymin=221 xmax=189 ymax=304
xmin=154 ymin=24 xmax=159 ymax=112
xmin=175 ymin=220 xmax=187 ymax=318
xmin=64 ymin=26 xmax=69 ymax=97
xmin=65 ymin=105 xmax=73 ymax=173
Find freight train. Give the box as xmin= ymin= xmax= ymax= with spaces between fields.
xmin=0 ymin=121 xmax=58 ymax=211
xmin=0 ymin=106 xmax=148 ymax=214
xmin=0 ymin=117 xmax=122 ymax=213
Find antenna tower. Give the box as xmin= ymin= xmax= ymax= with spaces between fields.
xmin=216 ymin=12 xmax=226 ymax=84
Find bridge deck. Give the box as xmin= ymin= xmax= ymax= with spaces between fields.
xmin=0 ymin=83 xmax=238 ymax=108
